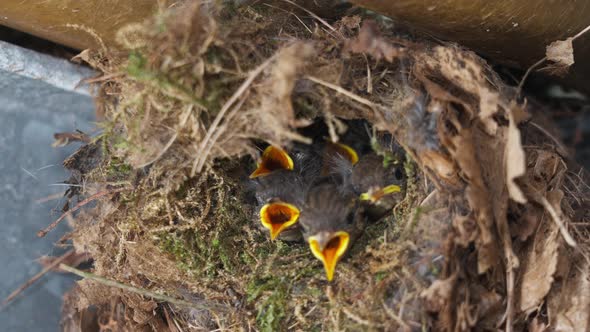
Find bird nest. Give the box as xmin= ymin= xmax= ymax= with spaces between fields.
xmin=58 ymin=2 xmax=590 ymax=331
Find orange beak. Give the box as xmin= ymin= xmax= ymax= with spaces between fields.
xmin=250 ymin=146 xmax=294 ymax=178
xmin=259 ymin=202 xmax=300 ymax=240
xmin=308 ymin=231 xmax=350 ymax=281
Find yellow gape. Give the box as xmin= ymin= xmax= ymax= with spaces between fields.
xmin=333 ymin=143 xmax=359 ymax=165
xmin=250 ymin=146 xmax=294 ymax=178
xmin=360 ymin=184 xmax=401 ymax=203
xmin=308 ymin=231 xmax=350 ymax=281
xmin=260 ymin=202 xmax=300 ymax=240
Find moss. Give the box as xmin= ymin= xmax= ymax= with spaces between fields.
xmin=158 ymin=231 xmax=202 ymax=273
xmin=107 ymin=157 xmax=133 ymax=179
xmin=126 ymin=51 xmax=210 ymax=110
xmin=374 ymin=271 xmax=388 ymax=282
xmin=126 ymin=52 xmax=152 ymax=81
xmin=247 ymin=276 xmax=291 ymax=332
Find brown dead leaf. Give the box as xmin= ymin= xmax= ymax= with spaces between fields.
xmin=528 ymin=317 xmax=548 ymax=332
xmin=519 ymin=214 xmax=561 ymax=313
xmin=474 ymin=288 xmax=503 ymax=329
xmin=345 ymin=20 xmax=404 ymax=62
xmin=448 ymin=128 xmax=499 ymax=273
xmin=452 ymin=215 xmax=478 ymax=247
xmin=71 ymin=49 xmax=92 ymax=64
xmin=339 ymin=15 xmax=362 ymax=30
xmin=549 ymin=260 xmax=590 ymax=331
xmin=541 ymin=190 xmax=577 ymax=247
xmin=61 ymin=286 xmax=100 ymax=332
xmin=506 ymin=103 xmax=527 ymax=204
xmin=543 ymin=38 xmax=574 ymax=76
xmin=420 ymin=149 xmax=461 ymax=188
xmin=421 ymin=274 xmax=458 ymax=313
xmin=478 ymin=88 xmax=500 ymax=134
xmin=509 ymin=205 xmax=542 ymax=242
xmin=53 ymin=132 xmax=92 ymax=147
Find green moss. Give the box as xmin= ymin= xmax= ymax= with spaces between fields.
xmin=374 ymin=271 xmax=388 ymax=282
xmin=126 ymin=52 xmax=209 ymax=110
xmin=158 ymin=232 xmax=202 ymax=273
xmin=403 ymin=153 xmax=417 ymax=186
xmin=108 ymin=157 xmax=132 ymax=174
xmin=247 ymin=276 xmax=290 ymax=332
xmin=155 ymin=171 xmax=256 ymax=279
xmin=212 ymin=234 xmax=234 ymax=272
xmin=126 ymin=52 xmax=153 ymax=81
xmin=370 ymin=136 xmax=400 ymax=168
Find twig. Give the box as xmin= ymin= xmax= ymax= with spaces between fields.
xmin=540 ymin=196 xmax=577 ymax=247
xmin=305 ymin=75 xmax=382 ymax=110
xmin=59 ymin=264 xmax=224 ymax=311
xmin=21 ymin=167 xmax=39 ymax=181
xmin=572 ymin=24 xmax=590 ymax=40
xmin=280 ymin=0 xmax=339 ymax=35
xmin=137 ymin=132 xmax=178 ymax=168
xmin=496 ymin=211 xmax=519 ymax=331
xmin=517 ymin=57 xmax=546 ymax=94
xmin=37 ymin=187 xmax=130 ymax=238
xmin=529 ymin=121 xmax=568 ymax=156
xmin=2 ymin=250 xmax=75 ymax=307
xmin=35 ymin=192 xmax=66 ymax=204
xmin=192 ymin=53 xmax=278 ymax=175
xmin=381 ymin=300 xmax=412 ymax=331
xmin=262 ymin=3 xmax=313 ymax=35
xmin=341 ymin=307 xmax=384 ymax=328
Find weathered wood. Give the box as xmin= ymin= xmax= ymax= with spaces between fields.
xmin=0 ymin=0 xmax=163 ymax=50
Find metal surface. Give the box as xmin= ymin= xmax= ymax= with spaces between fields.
xmin=0 ymin=40 xmax=94 ymax=95
xmin=0 ymin=42 xmax=95 ymax=331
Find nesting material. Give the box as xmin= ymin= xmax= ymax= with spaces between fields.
xmin=58 ymin=2 xmax=590 ymax=331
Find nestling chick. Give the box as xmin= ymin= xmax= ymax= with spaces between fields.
xmin=347 ymin=152 xmax=406 ymax=219
xmin=250 ymin=145 xmax=321 ymax=241
xmin=299 ymin=177 xmax=367 ymax=281
xmin=252 ymin=170 xmax=306 ymax=241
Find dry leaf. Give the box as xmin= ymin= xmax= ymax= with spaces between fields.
xmin=544 ymin=38 xmax=574 ymax=76
xmin=550 ymin=261 xmax=590 ymax=331
xmin=345 ymin=20 xmax=404 ymax=62
xmin=478 ymin=88 xmax=500 ymax=135
xmin=452 ymin=215 xmax=478 ymax=247
xmin=421 ymin=274 xmax=458 ymax=313
xmin=71 ymin=49 xmax=92 ymax=64
xmin=53 ymin=132 xmax=91 ymax=147
xmin=420 ymin=150 xmax=461 ymax=188
xmin=509 ymin=205 xmax=542 ymax=242
xmin=519 ymin=215 xmax=560 ymax=313
xmin=528 ymin=317 xmax=548 ymax=332
xmin=541 ymin=190 xmax=577 ymax=247
xmin=506 ymin=104 xmax=527 ymax=203
xmin=339 ymin=15 xmax=362 ymax=30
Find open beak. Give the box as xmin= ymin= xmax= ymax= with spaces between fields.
xmin=360 ymin=184 xmax=401 ymax=203
xmin=260 ymin=202 xmax=300 ymax=240
xmin=308 ymin=231 xmax=350 ymax=281
xmin=322 ymin=142 xmax=359 ymax=176
xmin=329 ymin=142 xmax=359 ymax=165
xmin=250 ymin=146 xmax=294 ymax=178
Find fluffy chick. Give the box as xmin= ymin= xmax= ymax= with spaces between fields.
xmin=299 ymin=177 xmax=367 ymax=281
